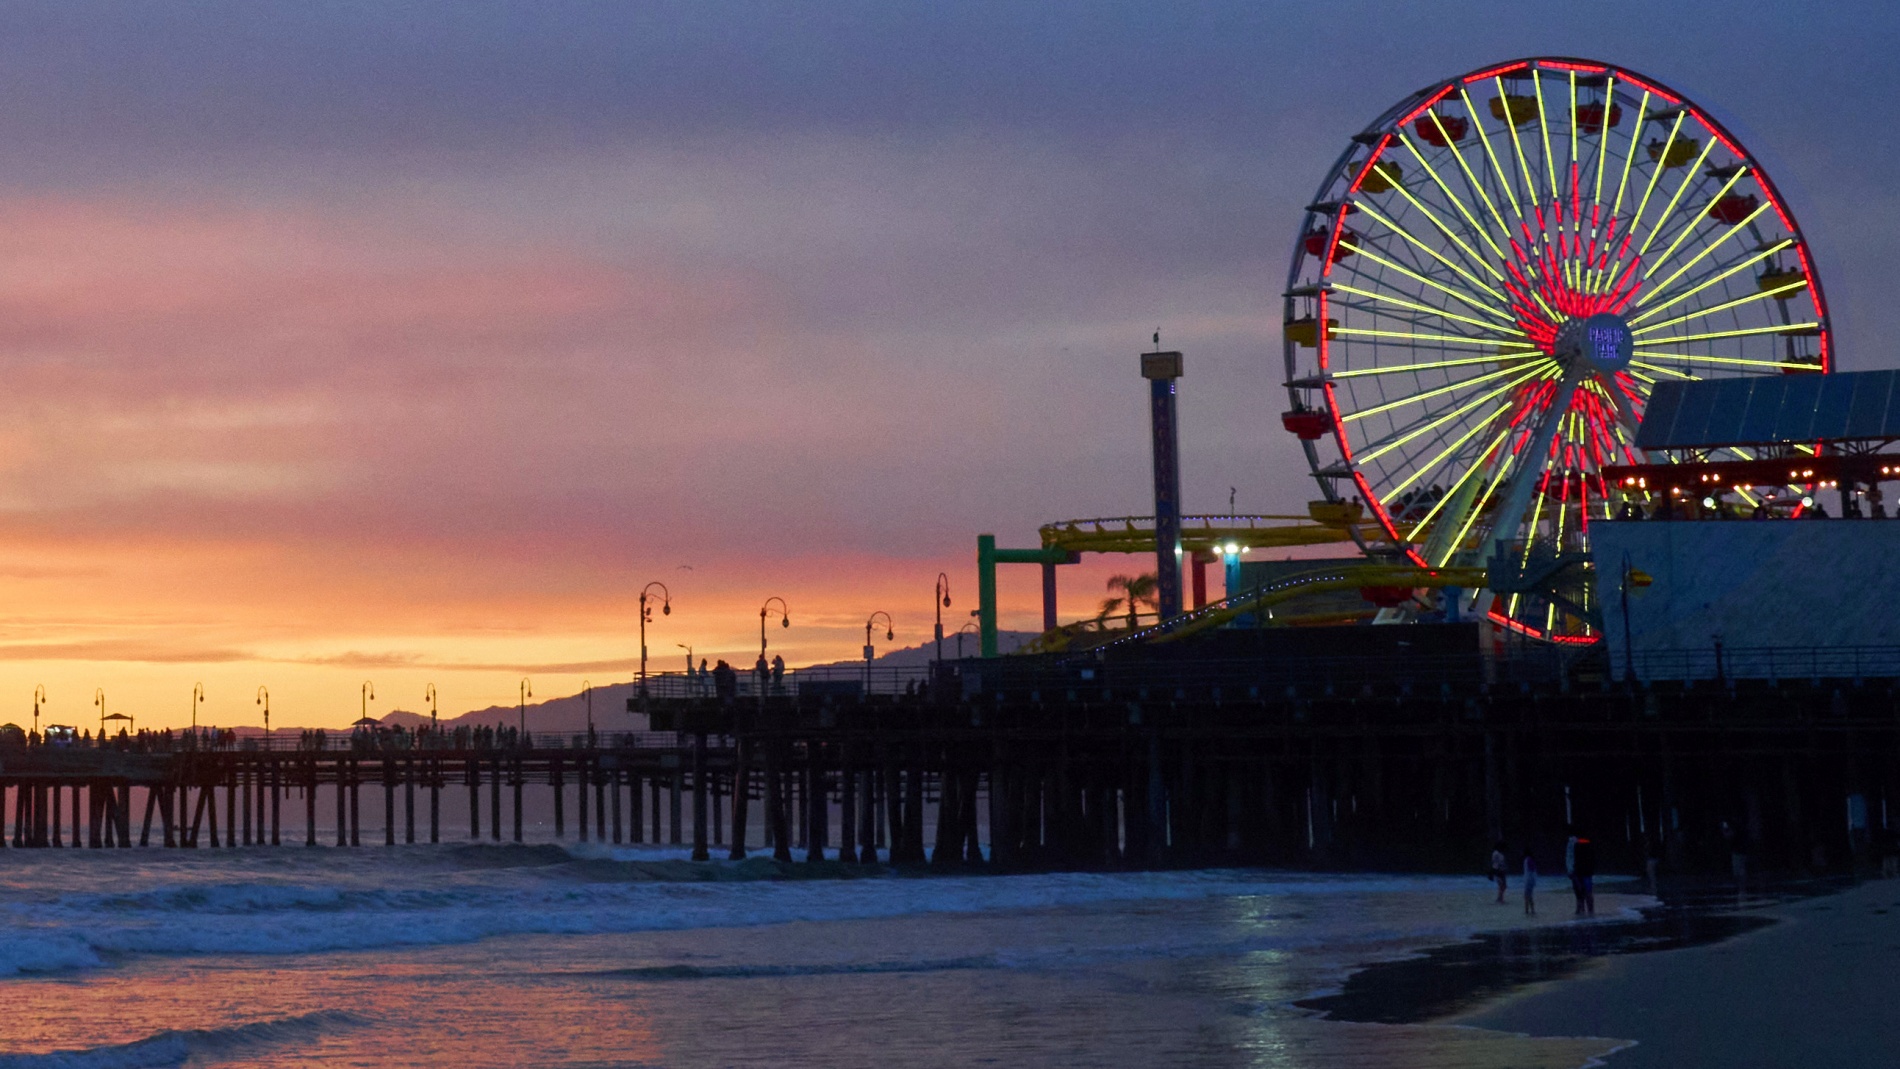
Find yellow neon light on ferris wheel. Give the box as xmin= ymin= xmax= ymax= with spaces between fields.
xmin=1592 ymin=74 xmax=1616 ymax=212
xmin=1608 ymin=90 xmax=1650 ymax=233
xmin=1329 ymin=351 xmax=1541 ymax=378
xmin=1342 ymin=361 xmax=1538 ymax=423
xmin=1352 ymin=202 xmax=1509 ymax=302
xmin=1397 ymin=131 xmax=1509 ymax=261
xmin=1436 ymin=105 xmax=1515 ymax=239
xmin=1357 ymin=361 xmax=1558 ymax=465
xmin=1625 ymin=239 xmax=1792 ymax=324
xmin=1635 ymin=135 xmax=1717 ymax=260
xmin=1533 ymin=71 xmax=1559 ymax=201
xmin=1462 ymin=86 xmax=1523 ymax=222
xmin=1628 ymin=359 xmax=1699 ymax=380
xmin=1642 ymin=165 xmax=1749 ymax=281
xmin=1638 ymin=201 xmax=1772 ymax=308
xmin=1631 ymin=280 xmax=1811 ymax=335
xmin=1400 ymin=422 xmax=1516 ymax=539
xmin=1626 ymin=112 xmax=1685 ymax=253
xmin=1329 ymin=282 xmax=1518 ymax=334
xmin=1497 ymin=77 xmax=1543 ymax=212
xmin=1635 ymin=322 xmax=1818 ymax=346
xmin=1375 ymin=182 xmax=1508 ymax=284
xmin=1336 ymin=242 xmax=1517 ymax=324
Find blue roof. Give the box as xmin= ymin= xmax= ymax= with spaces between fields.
xmin=1634 ymin=371 xmax=1900 ymax=449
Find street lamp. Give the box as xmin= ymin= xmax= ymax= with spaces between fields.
xmin=956 ymin=621 xmax=978 ymax=659
xmin=191 ymin=682 xmax=204 ymax=731
xmin=518 ymin=677 xmax=531 ymax=736
xmin=94 ymin=688 xmax=105 ymax=738
xmin=582 ymin=679 xmax=594 ymax=737
xmin=32 ymin=685 xmax=45 ymax=738
xmin=865 ymin=611 xmax=894 ymax=693
xmin=361 ymin=681 xmax=375 ymax=726
xmin=934 ymin=573 xmax=952 ymax=664
xmin=638 ymin=582 xmax=672 ymax=703
xmin=425 ymin=683 xmax=438 ymax=729
xmin=256 ymin=686 xmax=270 ymax=740
xmin=760 ymin=597 xmax=790 ymax=688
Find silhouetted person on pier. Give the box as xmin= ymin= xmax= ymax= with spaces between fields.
xmin=755 ymin=655 xmax=769 ymax=693
xmin=771 ymin=655 xmax=784 ymax=692
xmin=713 ymin=660 xmax=736 ymax=702
xmin=698 ymin=658 xmax=710 ymax=696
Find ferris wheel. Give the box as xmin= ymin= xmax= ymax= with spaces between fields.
xmin=1281 ymin=56 xmax=1831 ymax=642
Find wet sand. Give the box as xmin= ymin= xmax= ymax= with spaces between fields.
xmin=1456 ymin=879 xmax=1900 ymax=1066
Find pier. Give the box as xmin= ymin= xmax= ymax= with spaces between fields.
xmin=5 ymin=649 xmax=1900 ymax=877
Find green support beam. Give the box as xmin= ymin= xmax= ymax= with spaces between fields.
xmin=976 ymin=534 xmax=1074 ymax=658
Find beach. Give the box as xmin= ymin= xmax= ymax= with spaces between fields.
xmin=1456 ymin=878 xmax=1900 ymax=1066
xmin=0 ymin=842 xmax=1664 ymax=1068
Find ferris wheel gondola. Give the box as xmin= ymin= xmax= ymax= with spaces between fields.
xmin=1282 ymin=57 xmax=1831 ymax=642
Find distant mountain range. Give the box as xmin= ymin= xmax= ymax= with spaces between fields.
xmin=374 ymin=634 xmax=1037 ymax=734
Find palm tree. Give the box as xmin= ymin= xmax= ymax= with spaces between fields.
xmin=1098 ymin=572 xmax=1159 ymax=630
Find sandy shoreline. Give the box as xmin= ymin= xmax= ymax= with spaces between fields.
xmin=1452 ymin=878 xmax=1900 ymax=1066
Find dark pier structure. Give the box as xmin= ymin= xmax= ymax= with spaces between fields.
xmin=7 ymin=627 xmax=1900 ymax=877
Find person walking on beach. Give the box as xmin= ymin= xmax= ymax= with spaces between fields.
xmin=1643 ymin=832 xmax=1663 ymax=893
xmin=1522 ymin=844 xmax=1538 ymax=917
xmin=1574 ymin=833 xmax=1597 ymax=916
xmin=1489 ymin=841 xmax=1508 ymax=904
xmin=1564 ymin=826 xmax=1581 ymax=914
xmin=1721 ymin=820 xmax=1749 ymax=885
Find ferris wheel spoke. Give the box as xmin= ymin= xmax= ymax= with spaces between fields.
xmin=1329 ymin=283 xmax=1522 ymax=335
xmin=1632 ymin=350 xmax=1815 ymax=372
xmin=1634 ymin=321 xmax=1819 ymax=346
xmin=1626 ymin=113 xmax=1686 ymax=250
xmin=1433 ymin=116 xmax=1517 ymax=245
xmin=1353 ymin=201 xmax=1508 ymax=301
xmin=1607 ymin=90 xmax=1651 ymax=224
xmin=1626 ymin=239 xmax=1793 ymax=324
xmin=1590 ymin=75 xmax=1617 ymax=211
xmin=1438 ymin=439 xmax=1523 ymax=567
xmin=1460 ymin=86 xmax=1526 ymax=222
xmin=1332 ymin=327 xmax=1524 ymax=348
xmin=1329 ymin=351 xmax=1541 ymax=379
xmin=1533 ymin=71 xmax=1561 ymax=201
xmin=1631 ymin=279 xmax=1810 ymax=335
xmin=1385 ymin=417 xmax=1512 ymax=513
xmin=1641 ymin=166 xmax=1752 ymax=283
xmin=1493 ymin=78 xmax=1545 ymax=212
xmin=1364 ymin=183 xmax=1507 ymax=285
xmin=1335 ymin=246 xmax=1517 ymax=324
xmin=1638 ymin=202 xmax=1773 ymax=308
xmin=1356 ymin=362 xmax=1558 ymax=465
xmin=1396 ymin=132 xmax=1510 ymax=261
xmin=1343 ymin=362 xmax=1543 ymax=423
xmin=1633 ymin=136 xmax=1718 ymax=261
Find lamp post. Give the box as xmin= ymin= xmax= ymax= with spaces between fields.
xmin=361 ymin=681 xmax=375 ymax=726
xmin=582 ymin=679 xmax=594 ymax=738
xmin=191 ymin=682 xmax=204 ymax=731
xmin=934 ymin=573 xmax=952 ymax=664
xmin=32 ymin=684 xmax=45 ymax=739
xmin=517 ymin=678 xmax=531 ymax=737
xmin=638 ymin=582 xmax=672 ymax=705
xmin=758 ymin=597 xmax=791 ymax=863
xmin=864 ymin=611 xmax=894 ymax=694
xmin=256 ymin=686 xmax=270 ymax=741
xmin=760 ymin=597 xmax=790 ymax=693
xmin=425 ymin=683 xmax=438 ymax=729
xmin=94 ymin=688 xmax=105 ymax=738
xmin=956 ymin=621 xmax=978 ymax=659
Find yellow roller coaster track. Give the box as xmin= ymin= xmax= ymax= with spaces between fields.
xmin=1038 ymin=512 xmax=1362 ymax=555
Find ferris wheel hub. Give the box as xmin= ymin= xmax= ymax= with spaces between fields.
xmin=1554 ymin=312 xmax=1635 ymax=374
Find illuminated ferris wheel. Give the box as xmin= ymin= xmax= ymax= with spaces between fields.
xmin=1281 ymin=56 xmax=1831 ymax=641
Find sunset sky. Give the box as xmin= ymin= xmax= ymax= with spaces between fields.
xmin=0 ymin=1 xmax=1892 ymax=729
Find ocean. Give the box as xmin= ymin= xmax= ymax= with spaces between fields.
xmin=0 ymin=843 xmax=1647 ymax=1068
